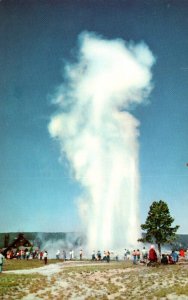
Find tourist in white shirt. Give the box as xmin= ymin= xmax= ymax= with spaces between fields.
xmin=0 ymin=250 xmax=5 ymax=273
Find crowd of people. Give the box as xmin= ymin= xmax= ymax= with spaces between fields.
xmin=54 ymin=246 xmax=188 ymax=265
xmin=55 ymin=249 xmax=83 ymax=260
xmin=6 ymin=248 xmax=40 ymax=260
xmin=91 ymin=250 xmax=111 ymax=262
xmin=5 ymin=248 xmax=49 ymax=261
xmin=129 ymin=246 xmax=188 ymax=266
xmin=0 ymin=245 xmax=188 ymax=274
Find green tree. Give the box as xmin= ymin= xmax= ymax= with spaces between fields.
xmin=138 ymin=200 xmax=179 ymax=256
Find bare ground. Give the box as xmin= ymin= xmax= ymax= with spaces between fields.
xmin=3 ymin=260 xmax=188 ymax=299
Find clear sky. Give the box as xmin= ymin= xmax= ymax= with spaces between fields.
xmin=0 ymin=0 xmax=188 ymax=234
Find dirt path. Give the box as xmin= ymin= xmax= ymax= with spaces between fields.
xmin=5 ymin=260 xmax=110 ymax=276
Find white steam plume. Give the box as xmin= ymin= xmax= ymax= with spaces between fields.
xmin=49 ymin=32 xmax=155 ymax=252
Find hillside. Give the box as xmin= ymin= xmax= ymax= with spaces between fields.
xmin=0 ymin=232 xmax=85 ymax=249
xmin=0 ymin=232 xmax=187 ymax=250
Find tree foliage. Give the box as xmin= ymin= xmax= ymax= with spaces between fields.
xmin=138 ymin=200 xmax=179 ymax=255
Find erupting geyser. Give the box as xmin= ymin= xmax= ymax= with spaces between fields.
xmin=48 ymin=32 xmax=155 ymax=252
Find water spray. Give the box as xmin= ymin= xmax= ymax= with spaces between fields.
xmin=49 ymin=32 xmax=155 ymax=252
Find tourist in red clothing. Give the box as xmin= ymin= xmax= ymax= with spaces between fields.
xmin=179 ymin=249 xmax=185 ymax=257
xmin=148 ymin=245 xmax=157 ymax=262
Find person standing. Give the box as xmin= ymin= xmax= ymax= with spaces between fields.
xmin=39 ymin=251 xmax=43 ymax=260
xmin=56 ymin=250 xmax=60 ymax=260
xmin=124 ymin=249 xmax=127 ymax=260
xmin=97 ymin=250 xmax=101 ymax=261
xmin=171 ymin=250 xmax=179 ymax=263
xmin=26 ymin=250 xmax=30 ymax=260
xmin=43 ymin=251 xmax=48 ymax=265
xmin=106 ymin=251 xmax=110 ymax=263
xmin=126 ymin=249 xmax=131 ymax=260
xmin=0 ymin=250 xmax=5 ymax=273
xmin=79 ymin=249 xmax=83 ymax=260
xmin=136 ymin=249 xmax=140 ymax=262
xmin=132 ymin=250 xmax=137 ymax=264
xmin=92 ymin=250 xmax=95 ymax=261
xmin=141 ymin=247 xmax=148 ymax=263
xmin=62 ymin=250 xmax=66 ymax=261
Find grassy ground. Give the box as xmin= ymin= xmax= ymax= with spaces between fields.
xmin=2 ymin=259 xmax=62 ymax=271
xmin=0 ymin=259 xmax=60 ymax=299
xmin=1 ymin=260 xmax=188 ymax=299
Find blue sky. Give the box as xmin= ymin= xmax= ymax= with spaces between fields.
xmin=0 ymin=0 xmax=188 ymax=234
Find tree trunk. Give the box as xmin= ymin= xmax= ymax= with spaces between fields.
xmin=157 ymin=243 xmax=161 ymax=258
xmin=4 ymin=234 xmax=10 ymax=248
